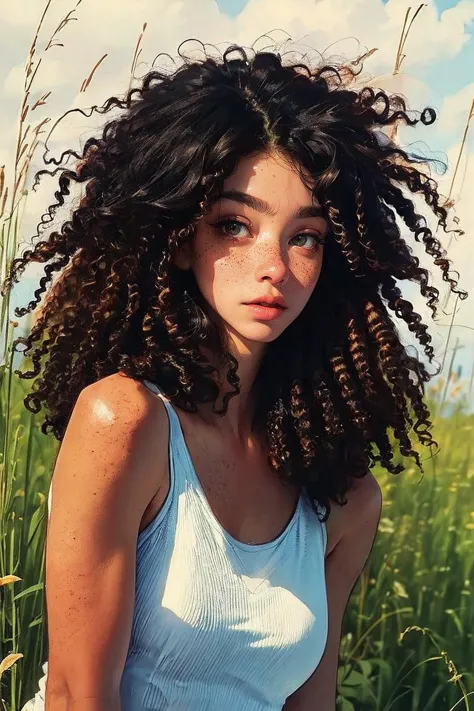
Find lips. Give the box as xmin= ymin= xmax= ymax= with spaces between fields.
xmin=244 ymin=302 xmax=286 ymax=321
xmin=244 ymin=296 xmax=287 ymax=309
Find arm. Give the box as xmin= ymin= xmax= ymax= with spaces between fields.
xmin=43 ymin=375 xmax=168 ymax=710
xmin=283 ymin=473 xmax=382 ymax=711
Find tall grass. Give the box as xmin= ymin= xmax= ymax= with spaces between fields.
xmin=0 ymin=3 xmax=473 ymax=711
xmin=1 ymin=354 xmax=473 ymax=711
xmin=0 ymin=1 xmax=113 ymax=707
xmin=0 ymin=364 xmax=58 ymax=710
xmin=337 ymin=374 xmax=474 ymax=711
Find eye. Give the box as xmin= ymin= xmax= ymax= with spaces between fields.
xmin=290 ymin=233 xmax=325 ymax=251
xmin=211 ymin=218 xmax=250 ymax=239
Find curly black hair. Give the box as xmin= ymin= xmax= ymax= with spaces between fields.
xmin=1 ymin=43 xmax=467 ymax=522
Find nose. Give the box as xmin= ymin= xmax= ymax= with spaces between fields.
xmin=254 ymin=243 xmax=289 ymax=286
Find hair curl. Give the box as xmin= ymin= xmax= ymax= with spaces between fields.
xmin=2 ymin=43 xmax=467 ymax=522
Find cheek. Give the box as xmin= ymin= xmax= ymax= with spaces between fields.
xmin=196 ymin=243 xmax=249 ymax=282
xmin=290 ymin=253 xmax=324 ymax=290
xmin=192 ymin=234 xmax=323 ymax=299
xmin=193 ymin=243 xmax=246 ymax=306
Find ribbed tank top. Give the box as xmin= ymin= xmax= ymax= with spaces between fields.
xmin=31 ymin=379 xmax=329 ymax=711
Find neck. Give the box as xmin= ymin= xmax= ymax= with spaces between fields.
xmin=199 ymin=331 xmax=267 ymax=445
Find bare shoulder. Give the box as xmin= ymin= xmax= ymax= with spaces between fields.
xmin=325 ymin=471 xmax=382 ymax=556
xmin=345 ymin=470 xmax=382 ymax=522
xmin=57 ymin=372 xmax=170 ymax=520
xmin=81 ymin=372 xmax=166 ymax=431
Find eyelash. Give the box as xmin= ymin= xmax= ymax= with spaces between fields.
xmin=210 ymin=218 xmax=325 ymax=252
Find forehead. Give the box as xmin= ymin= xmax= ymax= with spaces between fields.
xmin=221 ymin=149 xmax=318 ymax=205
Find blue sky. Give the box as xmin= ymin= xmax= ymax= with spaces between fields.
xmin=218 ymin=0 xmax=468 ymax=16
xmin=383 ymin=0 xmax=458 ymax=8
xmin=216 ymin=0 xmax=248 ymax=16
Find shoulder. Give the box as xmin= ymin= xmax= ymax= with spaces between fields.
xmin=79 ymin=372 xmax=168 ymax=437
xmin=345 ymin=471 xmax=382 ymax=526
xmin=60 ymin=372 xmax=170 ymax=507
xmin=325 ymin=471 xmax=382 ymax=556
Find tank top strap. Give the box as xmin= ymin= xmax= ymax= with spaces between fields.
xmin=141 ymin=379 xmax=193 ymax=492
xmin=141 ymin=379 xmax=183 ymax=438
xmin=142 ymin=379 xmax=170 ymax=407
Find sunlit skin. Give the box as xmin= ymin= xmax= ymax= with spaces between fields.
xmin=174 ymin=147 xmax=329 ymax=441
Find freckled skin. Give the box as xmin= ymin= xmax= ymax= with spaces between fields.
xmin=176 ymin=148 xmax=328 ymax=354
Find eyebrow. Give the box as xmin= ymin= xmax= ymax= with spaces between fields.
xmin=211 ymin=189 xmax=325 ymax=220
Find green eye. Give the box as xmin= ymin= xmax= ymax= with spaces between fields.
xmin=291 ymin=233 xmax=324 ymax=251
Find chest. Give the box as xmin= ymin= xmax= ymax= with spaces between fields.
xmin=141 ymin=412 xmax=302 ymax=546
xmin=136 ymin=556 xmax=328 ymax=702
xmin=179 ymin=418 xmax=302 ymax=546
xmin=131 ymin=477 xmax=329 ymax=708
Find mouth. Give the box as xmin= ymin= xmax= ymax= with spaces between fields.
xmin=244 ymin=296 xmax=288 ymax=309
xmin=243 ymin=302 xmax=287 ymax=321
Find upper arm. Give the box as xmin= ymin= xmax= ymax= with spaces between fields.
xmin=44 ymin=374 xmax=168 ymax=702
xmin=284 ymin=473 xmax=382 ymax=711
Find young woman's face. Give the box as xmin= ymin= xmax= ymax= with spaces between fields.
xmin=183 ymin=149 xmax=328 ymax=347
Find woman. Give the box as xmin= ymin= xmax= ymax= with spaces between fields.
xmin=4 ymin=44 xmax=465 ymax=711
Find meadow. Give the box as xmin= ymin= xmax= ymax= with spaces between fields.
xmin=1 ymin=344 xmax=473 ymax=711
xmin=0 ymin=2 xmax=473 ymax=710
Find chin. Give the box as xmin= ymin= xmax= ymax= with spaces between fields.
xmin=234 ymin=324 xmax=287 ymax=344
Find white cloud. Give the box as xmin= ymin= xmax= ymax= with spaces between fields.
xmin=0 ymin=0 xmax=46 ymax=26
xmin=2 ymin=0 xmax=473 ymax=109
xmin=0 ymin=0 xmax=473 ymax=351
xmin=4 ymin=56 xmax=73 ymax=98
xmin=435 ymin=82 xmax=474 ymax=136
xmin=233 ymin=0 xmax=474 ymax=70
xmin=384 ymin=0 xmax=474 ymax=64
xmin=404 ymin=144 xmax=474 ymax=367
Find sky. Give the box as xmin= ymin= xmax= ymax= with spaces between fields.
xmin=220 ymin=0 xmax=466 ymax=16
xmin=215 ymin=0 xmax=474 ymax=105
xmin=0 ymin=0 xmax=473 ymax=388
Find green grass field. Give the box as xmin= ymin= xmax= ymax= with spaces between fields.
xmin=0 ymin=360 xmax=473 ymax=711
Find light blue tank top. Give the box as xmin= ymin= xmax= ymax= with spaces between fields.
xmin=32 ymin=379 xmax=329 ymax=711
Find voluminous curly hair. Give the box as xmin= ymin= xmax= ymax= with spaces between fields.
xmin=2 ymin=43 xmax=467 ymax=521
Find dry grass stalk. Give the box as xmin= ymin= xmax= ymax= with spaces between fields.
xmin=440 ymin=97 xmax=473 ymax=313
xmin=1 ymin=1 xmax=86 ymax=372
xmin=393 ymin=4 xmax=426 ymax=76
xmin=445 ymin=98 xmax=474 ymax=249
xmin=80 ymin=53 xmax=109 ymax=93
xmin=129 ymin=22 xmax=148 ymax=94
xmin=30 ymin=21 xmax=149 ymax=329
xmin=4 ymin=1 xmax=83 ymax=234
xmin=1 ymin=0 xmax=85 ymax=362
xmin=389 ymin=4 xmax=426 ymax=141
xmin=0 ymin=165 xmax=7 ymax=222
